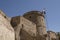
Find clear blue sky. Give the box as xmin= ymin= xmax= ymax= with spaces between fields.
xmin=0 ymin=0 xmax=60 ymax=32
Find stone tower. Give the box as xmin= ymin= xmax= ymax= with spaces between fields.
xmin=23 ymin=11 xmax=47 ymax=36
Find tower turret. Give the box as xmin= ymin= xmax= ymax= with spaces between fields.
xmin=36 ymin=11 xmax=47 ymax=35
xmin=23 ymin=10 xmax=47 ymax=36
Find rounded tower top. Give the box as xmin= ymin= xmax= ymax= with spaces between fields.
xmin=23 ymin=10 xmax=46 ymax=24
xmin=23 ymin=10 xmax=46 ymax=18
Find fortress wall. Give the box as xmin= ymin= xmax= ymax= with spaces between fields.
xmin=20 ymin=16 xmax=36 ymax=36
xmin=16 ymin=17 xmax=37 ymax=40
xmin=11 ymin=16 xmax=36 ymax=40
xmin=0 ymin=11 xmax=15 ymax=40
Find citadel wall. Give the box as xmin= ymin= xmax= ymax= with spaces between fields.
xmin=23 ymin=11 xmax=47 ymax=35
xmin=0 ymin=10 xmax=15 ymax=40
xmin=11 ymin=16 xmax=37 ymax=40
xmin=0 ymin=10 xmax=58 ymax=40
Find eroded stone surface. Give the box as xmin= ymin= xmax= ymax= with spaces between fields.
xmin=0 ymin=10 xmax=15 ymax=40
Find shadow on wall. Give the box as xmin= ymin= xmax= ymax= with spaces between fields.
xmin=10 ymin=16 xmax=20 ymax=28
xmin=20 ymin=29 xmax=46 ymax=40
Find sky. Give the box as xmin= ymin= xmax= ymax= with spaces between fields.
xmin=0 ymin=0 xmax=60 ymax=32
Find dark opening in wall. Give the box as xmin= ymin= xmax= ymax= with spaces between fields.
xmin=33 ymin=33 xmax=35 ymax=36
xmin=29 ymin=16 xmax=31 ymax=18
xmin=20 ymin=28 xmax=22 ymax=35
xmin=22 ymin=24 xmax=23 ymax=28
xmin=4 ymin=16 xmax=6 ymax=18
xmin=11 ymin=21 xmax=17 ymax=28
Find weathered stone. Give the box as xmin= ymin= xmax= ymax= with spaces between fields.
xmin=11 ymin=11 xmax=47 ymax=40
xmin=11 ymin=16 xmax=37 ymax=40
xmin=47 ymin=31 xmax=57 ymax=40
xmin=23 ymin=11 xmax=47 ymax=35
xmin=0 ymin=10 xmax=58 ymax=40
xmin=0 ymin=10 xmax=15 ymax=40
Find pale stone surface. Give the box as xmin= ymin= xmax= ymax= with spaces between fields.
xmin=0 ymin=11 xmax=15 ymax=40
xmin=37 ymin=16 xmax=47 ymax=35
xmin=47 ymin=31 xmax=57 ymax=40
xmin=0 ymin=25 xmax=15 ymax=40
